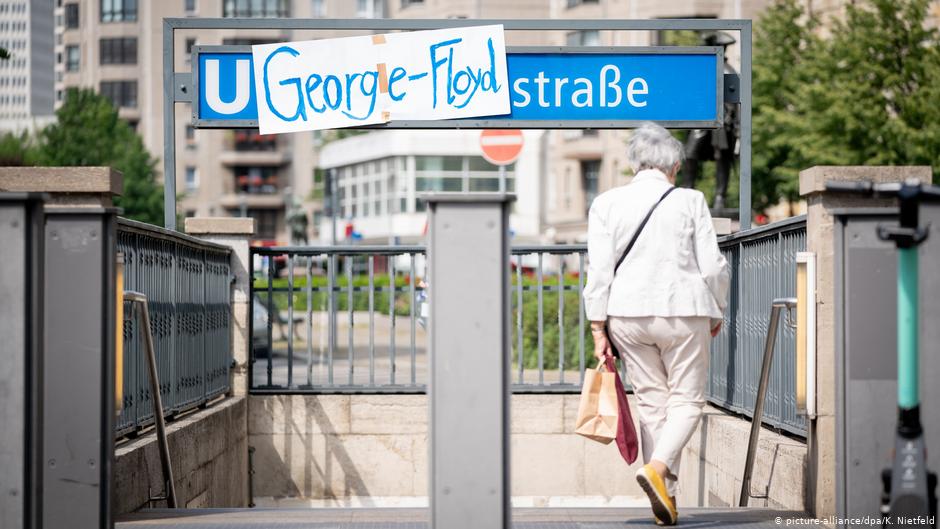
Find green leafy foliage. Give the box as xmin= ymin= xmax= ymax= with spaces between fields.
xmin=35 ymin=88 xmax=165 ymax=224
xmin=752 ymin=0 xmax=940 ymax=211
xmin=0 ymin=131 xmax=38 ymax=166
xmin=254 ymin=271 xmax=592 ymax=371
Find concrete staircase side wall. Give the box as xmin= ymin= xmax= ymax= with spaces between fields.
xmin=249 ymin=394 xmax=807 ymax=509
xmin=112 ymin=396 xmax=248 ymax=515
xmin=678 ymin=407 xmax=807 ymax=510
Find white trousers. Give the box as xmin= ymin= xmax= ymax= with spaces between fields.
xmin=607 ymin=316 xmax=711 ymax=497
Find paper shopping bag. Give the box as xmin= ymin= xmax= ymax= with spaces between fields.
xmin=574 ymin=363 xmax=619 ymax=444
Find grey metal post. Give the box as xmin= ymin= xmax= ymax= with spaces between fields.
xmin=0 ymin=193 xmax=44 ymax=529
xmin=124 ymin=292 xmax=178 ymax=508
xmin=739 ymin=20 xmax=753 ymax=230
xmin=163 ymin=20 xmax=177 ymax=230
xmin=42 ymin=208 xmax=117 ymax=529
xmin=740 ymin=297 xmax=796 ymax=506
xmin=330 ymin=168 xmax=338 ymax=246
xmin=426 ymin=192 xmax=514 ymax=529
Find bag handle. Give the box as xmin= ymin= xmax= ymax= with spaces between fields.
xmin=613 ymin=186 xmax=677 ymax=274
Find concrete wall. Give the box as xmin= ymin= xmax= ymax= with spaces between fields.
xmin=678 ymin=407 xmax=806 ymax=509
xmin=112 ymin=396 xmax=248 ymax=515
xmin=249 ymin=394 xmax=806 ymax=509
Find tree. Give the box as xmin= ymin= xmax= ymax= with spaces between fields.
xmin=751 ymin=0 xmax=821 ymax=212
xmin=806 ymin=0 xmax=940 ymax=173
xmin=0 ymin=131 xmax=38 ymax=166
xmin=36 ymin=88 xmax=164 ymax=225
xmin=752 ymin=0 xmax=940 ymax=212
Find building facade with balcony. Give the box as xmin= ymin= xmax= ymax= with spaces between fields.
xmin=54 ymin=0 xmax=382 ymax=243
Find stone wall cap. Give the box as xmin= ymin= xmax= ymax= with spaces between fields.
xmin=185 ymin=217 xmax=256 ymax=235
xmin=799 ymin=165 xmax=932 ymax=197
xmin=712 ymin=217 xmax=733 ymax=236
xmin=0 ymin=166 xmax=123 ymax=195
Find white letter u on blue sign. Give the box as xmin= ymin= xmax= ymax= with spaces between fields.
xmin=205 ymin=59 xmax=250 ymax=114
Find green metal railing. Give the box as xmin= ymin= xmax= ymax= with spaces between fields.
xmin=710 ymin=215 xmax=808 ymax=437
xmin=115 ymin=218 xmax=232 ymax=437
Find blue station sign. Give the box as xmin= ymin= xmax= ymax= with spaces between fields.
xmin=191 ymin=45 xmax=723 ymax=129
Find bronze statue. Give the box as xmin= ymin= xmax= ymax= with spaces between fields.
xmin=285 ymin=194 xmax=309 ymax=245
xmin=682 ymin=32 xmax=739 ymax=211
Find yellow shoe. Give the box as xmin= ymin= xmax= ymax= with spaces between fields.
xmin=635 ymin=464 xmax=677 ymax=526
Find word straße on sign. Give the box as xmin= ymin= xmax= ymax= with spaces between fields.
xmin=511 ymin=66 xmax=649 ymax=109
xmin=252 ymin=25 xmax=510 ymax=134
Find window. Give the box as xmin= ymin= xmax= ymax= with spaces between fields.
xmin=185 ymin=167 xmax=198 ymax=191
xmin=400 ymin=0 xmax=421 ymax=7
xmin=99 ymin=38 xmax=137 ymax=65
xmin=356 ymin=0 xmax=381 ymax=18
xmin=566 ymin=30 xmax=600 ymax=47
xmin=235 ymin=167 xmax=279 ymax=194
xmin=223 ymin=0 xmax=290 ymax=18
xmin=100 ymin=0 xmax=137 ymax=22
xmin=581 ymin=160 xmax=601 ymax=213
xmin=99 ymin=80 xmax=137 ymax=108
xmin=185 ymin=125 xmax=196 ymax=147
xmin=65 ymin=3 xmax=79 ymax=28
xmin=566 ymin=0 xmax=598 ymax=7
xmin=65 ymin=45 xmax=79 ymax=72
xmin=245 ymin=209 xmax=278 ymax=240
xmin=415 ymin=156 xmax=462 ymax=172
xmin=310 ymin=0 xmax=325 ymax=17
xmin=185 ymin=38 xmax=196 ymax=65
xmin=232 ymin=128 xmax=277 ymax=151
xmin=184 ymin=0 xmax=197 ymax=14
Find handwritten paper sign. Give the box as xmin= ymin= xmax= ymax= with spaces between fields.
xmin=251 ymin=25 xmax=510 ymax=134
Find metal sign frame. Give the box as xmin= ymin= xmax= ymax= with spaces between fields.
xmin=190 ymin=45 xmax=725 ymax=130
xmin=163 ymin=18 xmax=753 ymax=230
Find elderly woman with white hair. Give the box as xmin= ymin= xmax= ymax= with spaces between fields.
xmin=583 ymin=123 xmax=730 ymax=525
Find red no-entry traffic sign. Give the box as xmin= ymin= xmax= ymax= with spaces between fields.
xmin=480 ymin=129 xmax=524 ymax=166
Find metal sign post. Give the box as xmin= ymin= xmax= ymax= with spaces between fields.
xmin=163 ymin=17 xmax=752 ymax=230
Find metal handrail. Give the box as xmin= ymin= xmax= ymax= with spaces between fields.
xmin=739 ymin=297 xmax=798 ymax=507
xmin=124 ymin=291 xmax=178 ymax=509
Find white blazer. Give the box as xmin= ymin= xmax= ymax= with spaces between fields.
xmin=582 ymin=169 xmax=730 ymax=321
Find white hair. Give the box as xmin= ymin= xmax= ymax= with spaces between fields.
xmin=626 ymin=123 xmax=684 ymax=174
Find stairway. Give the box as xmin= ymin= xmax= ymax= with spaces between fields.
xmin=117 ymin=507 xmax=807 ymax=528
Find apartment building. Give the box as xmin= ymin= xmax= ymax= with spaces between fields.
xmin=55 ymin=0 xmax=385 ymax=242
xmin=0 ymin=0 xmax=54 ymax=132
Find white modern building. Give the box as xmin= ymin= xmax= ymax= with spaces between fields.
xmin=315 ymin=129 xmax=546 ymax=245
xmin=0 ymin=0 xmax=54 ymax=132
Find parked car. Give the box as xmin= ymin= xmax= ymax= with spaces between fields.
xmin=252 ymin=295 xmax=270 ymax=359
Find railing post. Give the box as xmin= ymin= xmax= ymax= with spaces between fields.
xmin=184 ymin=217 xmax=255 ymax=396
xmin=0 ymin=193 xmax=45 ymax=529
xmin=425 ymin=192 xmax=514 ymax=529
